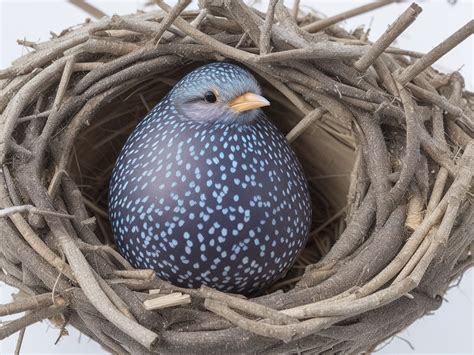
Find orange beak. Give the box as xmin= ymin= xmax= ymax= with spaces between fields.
xmin=229 ymin=92 xmax=270 ymax=112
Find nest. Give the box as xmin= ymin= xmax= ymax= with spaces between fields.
xmin=0 ymin=0 xmax=473 ymax=353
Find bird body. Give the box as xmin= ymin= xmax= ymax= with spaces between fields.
xmin=109 ymin=63 xmax=311 ymax=294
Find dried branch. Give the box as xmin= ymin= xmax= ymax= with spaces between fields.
xmin=259 ymin=0 xmax=278 ymax=55
xmin=14 ymin=327 xmax=25 ymax=355
xmin=153 ymin=0 xmax=192 ymax=44
xmin=0 ymin=293 xmax=62 ymax=317
xmin=354 ymin=3 xmax=422 ymax=72
xmin=286 ymin=108 xmax=325 ymax=143
xmin=144 ymin=292 xmax=191 ymax=310
xmin=0 ymin=302 xmax=67 ymax=340
xmin=302 ymin=0 xmax=397 ymax=33
xmin=0 ymin=204 xmax=74 ymax=219
xmin=358 ymin=142 xmax=474 ymax=297
xmin=68 ymin=0 xmax=107 ymax=19
xmin=397 ymin=20 xmax=474 ymax=85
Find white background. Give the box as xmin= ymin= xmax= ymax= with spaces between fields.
xmin=0 ymin=1 xmax=472 ymax=354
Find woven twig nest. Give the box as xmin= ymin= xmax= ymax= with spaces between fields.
xmin=1 ymin=0 xmax=473 ymax=353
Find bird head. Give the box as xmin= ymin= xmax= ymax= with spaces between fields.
xmin=170 ymin=63 xmax=270 ymax=124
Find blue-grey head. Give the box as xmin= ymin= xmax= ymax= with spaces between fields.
xmin=170 ymin=62 xmax=270 ymax=124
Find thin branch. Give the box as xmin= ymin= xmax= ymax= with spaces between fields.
xmin=354 ymin=3 xmax=422 ymax=72
xmin=52 ymin=56 xmax=76 ymax=112
xmin=155 ymin=1 xmax=258 ymax=62
xmin=357 ymin=142 xmax=474 ymax=297
xmin=259 ymin=0 xmax=278 ymax=55
xmin=0 ymin=204 xmax=74 ymax=219
xmin=292 ymin=0 xmax=300 ymax=20
xmin=17 ymin=110 xmax=51 ymax=123
xmin=286 ymin=107 xmax=325 ymax=143
xmin=302 ymin=0 xmax=398 ymax=33
xmin=14 ymin=327 xmax=26 ymax=355
xmin=201 ymin=286 xmax=299 ymax=325
xmin=397 ymin=20 xmax=474 ymax=85
xmin=0 ymin=293 xmax=62 ymax=317
xmin=0 ymin=303 xmax=67 ymax=340
xmin=68 ymin=0 xmax=107 ymax=19
xmin=153 ymin=0 xmax=192 ymax=45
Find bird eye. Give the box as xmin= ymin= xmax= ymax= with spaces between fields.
xmin=204 ymin=91 xmax=217 ymax=103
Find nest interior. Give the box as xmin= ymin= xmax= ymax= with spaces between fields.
xmin=0 ymin=1 xmax=473 ymax=354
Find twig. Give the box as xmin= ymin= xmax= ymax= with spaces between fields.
xmin=406 ymin=83 xmax=468 ymax=127
xmin=0 ymin=302 xmax=67 ymax=340
xmin=426 ymin=107 xmax=449 ymax=215
xmin=255 ymin=42 xmax=367 ymax=62
xmin=155 ymin=1 xmax=257 ymax=62
xmin=205 ymin=298 xmax=343 ymax=342
xmin=201 ymin=286 xmax=299 ymax=325
xmin=0 ymin=57 xmax=69 ymax=163
xmin=302 ymin=0 xmax=397 ymax=33
xmin=113 ymin=269 xmax=155 ymax=280
xmin=0 ymin=293 xmax=62 ymax=317
xmin=0 ymin=273 xmax=35 ymax=296
xmin=46 ymin=213 xmax=159 ymax=349
xmin=144 ymin=292 xmax=191 ymax=310
xmin=68 ymin=0 xmax=107 ymax=19
xmin=14 ymin=327 xmax=26 ymax=355
xmin=283 ymin=278 xmax=414 ymax=319
xmin=259 ymin=0 xmax=278 ymax=55
xmin=357 ymin=142 xmax=474 ymax=297
xmin=354 ymin=3 xmax=422 ymax=72
xmin=388 ymin=83 xmax=421 ymax=210
xmin=153 ymin=0 xmax=192 ymax=45
xmin=73 ymin=62 xmax=103 ymax=71
xmin=77 ymin=241 xmax=134 ymax=270
xmin=17 ymin=110 xmax=51 ymax=123
xmin=397 ymin=20 xmax=474 ymax=85
xmin=405 ymin=186 xmax=423 ymax=231
xmin=52 ymin=56 xmax=76 ymax=112
xmin=292 ymin=0 xmax=300 ymax=20
xmin=0 ymin=204 xmax=73 ymax=219
xmin=286 ymin=107 xmax=325 ymax=143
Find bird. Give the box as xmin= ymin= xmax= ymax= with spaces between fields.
xmin=108 ymin=62 xmax=312 ymax=294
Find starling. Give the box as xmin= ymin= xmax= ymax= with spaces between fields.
xmin=109 ymin=63 xmax=312 ymax=294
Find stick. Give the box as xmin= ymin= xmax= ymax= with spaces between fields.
xmin=68 ymin=0 xmax=107 ymax=19
xmin=286 ymin=108 xmax=325 ymax=143
xmin=14 ymin=327 xmax=26 ymax=355
xmin=144 ymin=292 xmax=191 ymax=310
xmin=406 ymin=83 xmax=468 ymax=125
xmin=153 ymin=0 xmax=192 ymax=45
xmin=45 ymin=215 xmax=159 ymax=349
xmin=0 ymin=303 xmax=67 ymax=340
xmin=201 ymin=286 xmax=299 ymax=325
xmin=52 ymin=56 xmax=76 ymax=112
xmin=397 ymin=20 xmax=474 ymax=85
xmin=0 ymin=293 xmax=61 ymax=317
xmin=302 ymin=0 xmax=397 ymax=33
xmin=357 ymin=142 xmax=474 ymax=297
xmin=354 ymin=3 xmax=422 ymax=72
xmin=17 ymin=110 xmax=51 ymax=123
xmin=259 ymin=0 xmax=278 ymax=55
xmin=292 ymin=0 xmax=300 ymax=20
xmin=0 ymin=204 xmax=74 ymax=219
xmin=155 ymin=1 xmax=258 ymax=63
xmin=256 ymin=42 xmax=367 ymax=62
xmin=205 ymin=298 xmax=343 ymax=342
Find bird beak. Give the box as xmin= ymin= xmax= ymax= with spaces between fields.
xmin=229 ymin=92 xmax=270 ymax=112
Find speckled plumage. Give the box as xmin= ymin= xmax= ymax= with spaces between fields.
xmin=109 ymin=63 xmax=311 ymax=294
